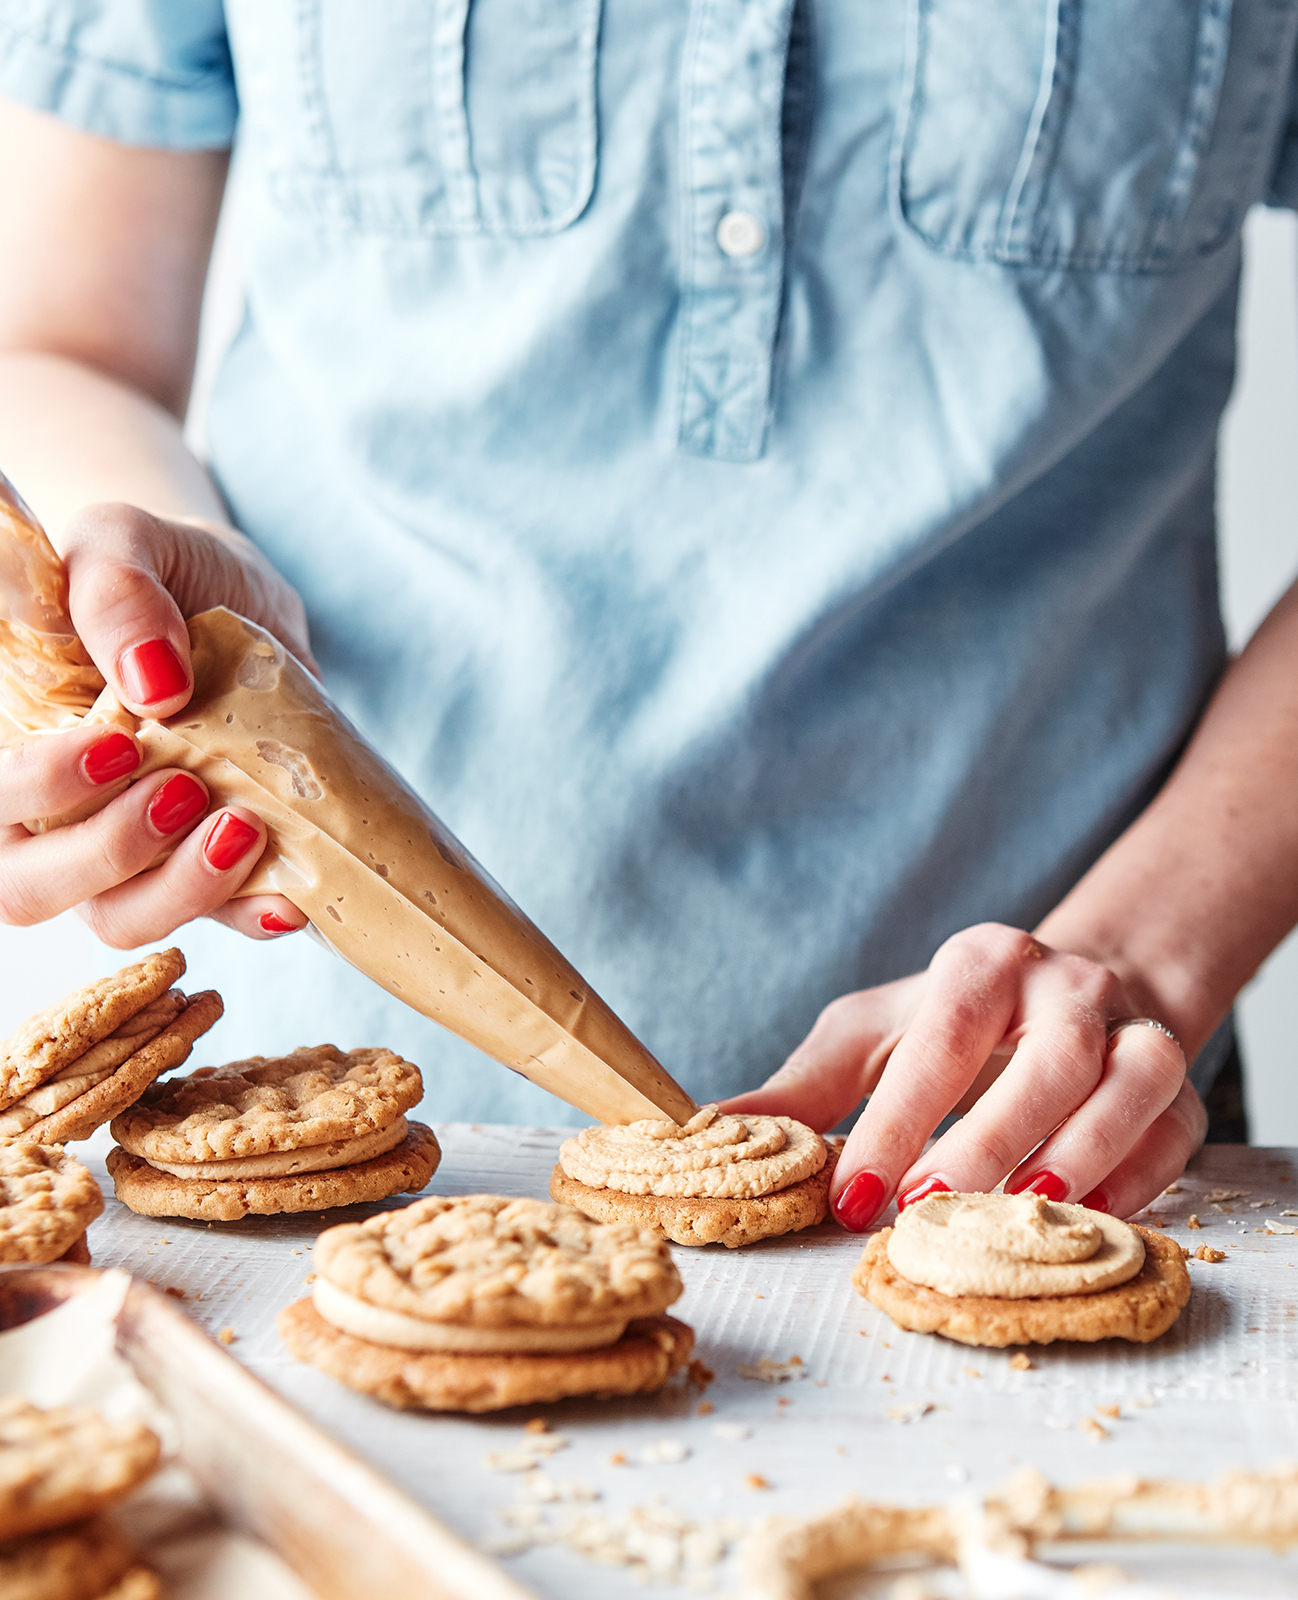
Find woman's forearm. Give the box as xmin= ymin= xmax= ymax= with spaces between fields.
xmin=0 ymin=350 xmax=233 ymax=542
xmin=1037 ymin=577 xmax=1298 ymax=1059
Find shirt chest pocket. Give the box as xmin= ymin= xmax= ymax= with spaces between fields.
xmin=236 ymin=0 xmax=601 ymax=237
xmin=894 ymin=0 xmax=1286 ymax=272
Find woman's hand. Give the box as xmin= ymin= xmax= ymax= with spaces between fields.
xmin=0 ymin=501 xmax=316 ymax=945
xmin=720 ymin=922 xmax=1206 ymax=1226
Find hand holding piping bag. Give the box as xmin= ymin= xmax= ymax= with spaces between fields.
xmin=0 ymin=473 xmax=696 ymax=1126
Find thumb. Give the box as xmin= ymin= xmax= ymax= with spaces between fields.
xmin=63 ymin=505 xmax=193 ymax=718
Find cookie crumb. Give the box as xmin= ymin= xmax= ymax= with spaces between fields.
xmin=737 ymin=1356 xmax=805 ymax=1384
xmin=1096 ymin=1403 xmax=1121 ymax=1420
xmin=641 ymin=1440 xmax=690 ymax=1465
xmin=1162 ymin=1184 xmax=1181 ymax=1195
xmin=687 ymin=1358 xmax=715 ymax=1391
xmin=217 ymin=1326 xmax=236 ymax=1345
xmin=524 ymin=1418 xmax=550 ymax=1435
xmin=744 ymin=1473 xmax=771 ymax=1491
xmin=609 ymin=1452 xmax=627 ymax=1466
xmin=1009 ymin=1353 xmax=1032 ymax=1371
xmin=886 ymin=1401 xmax=935 ymax=1424
xmin=713 ymin=1423 xmax=752 ymax=1442
xmin=1195 ymin=1245 xmax=1227 ymax=1263
xmin=696 ymin=1400 xmax=714 ymax=1416
xmin=962 ymin=1366 xmax=981 ymax=1379
xmin=1186 ymin=1215 xmax=1201 ymax=1229
xmin=303 ymin=1274 xmax=316 ymax=1285
xmin=1079 ymin=1417 xmax=1108 ymax=1442
xmin=163 ymin=1286 xmax=185 ymax=1300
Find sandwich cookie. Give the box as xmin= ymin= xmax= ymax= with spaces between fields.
xmin=551 ymin=1104 xmax=834 ymax=1247
xmin=0 ymin=950 xmax=222 ymax=1146
xmin=279 ymin=1194 xmax=694 ymax=1412
xmin=0 ymin=1145 xmax=103 ymax=1266
xmin=853 ymin=1190 xmax=1191 ymax=1347
xmin=106 ymin=1045 xmax=437 ymax=1220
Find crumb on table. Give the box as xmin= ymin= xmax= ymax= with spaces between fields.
xmin=745 ymin=1474 xmax=771 ymax=1491
xmin=1009 ymin=1353 xmax=1032 ymax=1371
xmin=1194 ymin=1245 xmax=1227 ymax=1263
xmin=217 ymin=1326 xmax=236 ymax=1345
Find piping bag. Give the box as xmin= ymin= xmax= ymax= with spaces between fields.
xmin=0 ymin=473 xmax=697 ymax=1125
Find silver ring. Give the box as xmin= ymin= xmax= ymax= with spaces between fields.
xmin=1106 ymin=1017 xmax=1182 ymax=1052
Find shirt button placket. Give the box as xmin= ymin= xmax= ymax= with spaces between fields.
xmin=675 ymin=0 xmax=797 ymax=463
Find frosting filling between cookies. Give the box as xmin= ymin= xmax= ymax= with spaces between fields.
xmin=558 ymin=1105 xmax=826 ymax=1199
xmin=312 ymin=1277 xmax=629 ymax=1352
xmin=887 ymin=1191 xmax=1145 ymax=1300
xmin=140 ymin=1116 xmax=409 ymax=1180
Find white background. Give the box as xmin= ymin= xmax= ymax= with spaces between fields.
xmin=2 ymin=206 xmax=1297 ymax=1138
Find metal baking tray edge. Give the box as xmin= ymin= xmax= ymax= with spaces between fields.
xmin=0 ymin=1265 xmax=537 ymax=1600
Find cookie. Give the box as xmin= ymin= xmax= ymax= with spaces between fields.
xmin=0 ymin=1146 xmax=103 ymax=1264
xmin=105 ymin=1121 xmax=440 ymax=1220
xmin=0 ymin=950 xmax=185 ymax=1112
xmin=111 ymin=1044 xmax=422 ymax=1162
xmin=0 ymin=1399 xmax=160 ymax=1542
xmin=0 ymin=1515 xmax=135 ymax=1600
xmin=550 ymin=1149 xmax=836 ymax=1248
xmin=12 ymin=991 xmax=223 ymax=1147
xmin=55 ymin=1236 xmax=91 ymax=1268
xmin=278 ymin=1301 xmax=695 ymax=1413
xmin=315 ymin=1194 xmax=682 ymax=1329
xmin=852 ymin=1226 xmax=1190 ymax=1346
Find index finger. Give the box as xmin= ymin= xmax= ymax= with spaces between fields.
xmin=829 ymin=925 xmax=1035 ymax=1229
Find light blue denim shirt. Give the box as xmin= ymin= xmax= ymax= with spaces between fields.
xmin=3 ymin=2 xmax=1297 ymax=1122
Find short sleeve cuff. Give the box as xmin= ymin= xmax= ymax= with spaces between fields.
xmin=0 ymin=17 xmax=236 ymax=151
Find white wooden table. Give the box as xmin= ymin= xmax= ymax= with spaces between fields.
xmin=78 ymin=1127 xmax=1298 ymax=1598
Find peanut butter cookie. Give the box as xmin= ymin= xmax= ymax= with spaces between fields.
xmin=279 ymin=1302 xmax=694 ymax=1412
xmin=0 ymin=1145 xmax=102 ymax=1265
xmin=853 ymin=1226 xmax=1190 ymax=1346
xmin=111 ymin=1044 xmax=421 ymax=1162
xmin=0 ymin=1399 xmax=160 ymax=1542
xmin=0 ymin=950 xmax=185 ymax=1113
xmin=0 ymin=1515 xmax=136 ymax=1600
xmin=106 ymin=1121 xmax=439 ymax=1221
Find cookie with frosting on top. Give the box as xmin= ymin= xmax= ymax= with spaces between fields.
xmin=550 ymin=1104 xmax=834 ymax=1247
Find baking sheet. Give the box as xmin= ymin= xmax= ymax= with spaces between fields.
xmin=76 ymin=1127 xmax=1298 ymax=1597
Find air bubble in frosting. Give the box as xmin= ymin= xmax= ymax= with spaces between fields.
xmin=255 ymin=739 xmax=324 ymax=800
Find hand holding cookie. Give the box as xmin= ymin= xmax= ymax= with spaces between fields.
xmin=721 ymin=924 xmax=1203 ymax=1230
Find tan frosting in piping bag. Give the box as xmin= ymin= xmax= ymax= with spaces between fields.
xmin=0 ymin=473 xmax=697 ymax=1126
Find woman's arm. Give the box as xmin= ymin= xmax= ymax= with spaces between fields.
xmin=727 ymin=571 xmax=1298 ymax=1226
xmin=0 ymin=97 xmax=309 ymax=944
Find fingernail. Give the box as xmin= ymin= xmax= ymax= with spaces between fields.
xmin=1008 ymin=1169 xmax=1069 ymax=1202
xmin=832 ymin=1171 xmax=887 ymax=1232
xmin=1080 ymin=1186 xmax=1110 ymax=1213
xmin=898 ymin=1175 xmax=951 ymax=1211
xmin=203 ymin=812 xmax=260 ymax=871
xmin=82 ymin=731 xmax=140 ymax=785
xmin=146 ymin=774 xmax=207 ymax=835
xmin=259 ymin=912 xmax=298 ymax=935
xmin=118 ymin=639 xmax=188 ymax=706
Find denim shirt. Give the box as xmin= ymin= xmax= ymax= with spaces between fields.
xmin=2 ymin=2 xmax=1297 ymax=1121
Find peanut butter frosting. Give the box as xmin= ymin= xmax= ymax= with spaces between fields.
xmin=887 ymin=1191 xmax=1145 ymax=1299
xmin=314 ymin=1194 xmax=682 ymax=1330
xmin=557 ymin=1105 xmax=827 ymax=1199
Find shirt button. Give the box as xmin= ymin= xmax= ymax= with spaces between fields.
xmin=716 ymin=210 xmax=765 ymax=258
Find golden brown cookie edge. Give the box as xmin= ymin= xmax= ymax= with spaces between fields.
xmin=549 ymin=1149 xmax=835 ymax=1248
xmin=18 ymin=990 xmax=224 ymax=1147
xmin=106 ymin=1121 xmax=440 ymax=1221
xmin=852 ymin=1225 xmax=1190 ymax=1347
xmin=278 ymin=1299 xmax=695 ymax=1413
xmin=0 ymin=1148 xmax=104 ymax=1265
xmin=0 ymin=1412 xmax=160 ymax=1545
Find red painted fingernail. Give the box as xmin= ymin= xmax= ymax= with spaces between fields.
xmin=118 ymin=638 xmax=188 ymax=706
xmin=82 ymin=731 xmax=140 ymax=785
xmin=203 ymin=812 xmax=260 ymax=871
xmin=259 ymin=912 xmax=298 ymax=935
xmin=146 ymin=773 xmax=207 ymax=834
xmin=1008 ymin=1169 xmax=1069 ymax=1202
xmin=832 ymin=1171 xmax=887 ymax=1232
xmin=898 ymin=1175 xmax=951 ymax=1211
xmin=1081 ymin=1187 xmax=1110 ymax=1213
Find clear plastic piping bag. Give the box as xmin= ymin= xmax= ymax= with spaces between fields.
xmin=0 ymin=472 xmax=696 ymax=1125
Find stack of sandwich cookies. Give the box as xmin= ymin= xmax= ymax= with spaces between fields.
xmin=0 ymin=1397 xmax=161 ymax=1599
xmin=551 ymin=1104 xmax=835 ymax=1247
xmin=854 ymin=1190 xmax=1191 ymax=1347
xmin=0 ymin=949 xmax=222 ymax=1146
xmin=279 ymin=1195 xmax=694 ymax=1412
xmin=0 ymin=1145 xmax=103 ymax=1266
xmin=106 ymin=1044 xmax=438 ymax=1220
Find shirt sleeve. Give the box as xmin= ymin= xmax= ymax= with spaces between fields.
xmin=1268 ymin=43 xmax=1298 ymax=208
xmin=0 ymin=1 xmax=235 ymax=151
